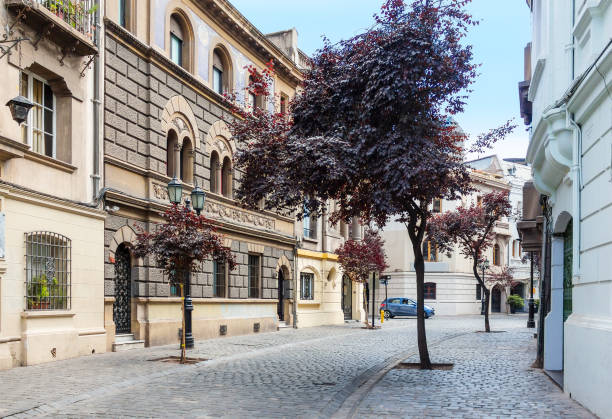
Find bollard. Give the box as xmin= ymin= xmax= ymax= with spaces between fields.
xmin=380 ymin=309 xmax=385 ymax=323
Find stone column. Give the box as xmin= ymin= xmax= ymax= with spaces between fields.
xmin=351 ymin=217 xmax=362 ymax=240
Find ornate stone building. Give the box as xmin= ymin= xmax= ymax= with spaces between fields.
xmin=101 ymin=0 xmax=304 ymax=349
xmin=0 ymin=0 xmax=105 ymax=368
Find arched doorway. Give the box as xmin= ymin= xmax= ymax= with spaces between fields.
xmin=342 ymin=275 xmax=352 ymax=320
xmin=113 ymin=245 xmax=132 ymax=334
xmin=491 ymin=285 xmax=502 ymax=313
xmin=563 ymin=220 xmax=573 ymax=322
xmin=277 ymin=269 xmax=285 ymax=321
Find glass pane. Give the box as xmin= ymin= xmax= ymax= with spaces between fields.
xmin=171 ymin=35 xmax=182 ymax=66
xmin=32 ymin=104 xmax=42 ymax=131
xmin=119 ymin=0 xmax=126 ymax=27
xmin=45 ymin=134 xmax=54 ymax=158
xmin=33 ymin=79 xmax=43 ymax=106
xmin=44 ymin=84 xmax=53 ymax=109
xmin=44 ymin=109 xmax=53 ymax=135
xmin=213 ymin=68 xmax=223 ymax=94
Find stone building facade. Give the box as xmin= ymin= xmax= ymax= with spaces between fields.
xmin=101 ymin=0 xmax=302 ymax=349
xmin=0 ymin=0 xmax=106 ymax=368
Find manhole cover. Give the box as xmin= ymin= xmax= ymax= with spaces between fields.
xmin=149 ymin=356 xmax=208 ymax=364
xmin=395 ymin=363 xmax=454 ymax=370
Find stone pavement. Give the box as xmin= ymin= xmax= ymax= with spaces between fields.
xmin=0 ymin=316 xmax=592 ymax=418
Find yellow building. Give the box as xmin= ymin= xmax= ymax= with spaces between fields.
xmin=0 ymin=0 xmax=106 ymax=368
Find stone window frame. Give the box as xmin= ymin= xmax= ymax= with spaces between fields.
xmin=20 ymin=71 xmax=56 ymax=159
xmin=248 ymin=253 xmax=262 ymax=299
xmin=165 ymin=128 xmax=194 ymax=184
xmin=118 ymin=0 xmax=136 ymax=33
xmin=164 ymin=8 xmax=196 ymax=73
xmin=213 ymin=259 xmax=228 ymax=298
xmin=300 ymin=272 xmax=314 ymax=300
xmin=247 ymin=74 xmax=265 ymax=110
xmin=210 ymin=44 xmax=233 ymax=96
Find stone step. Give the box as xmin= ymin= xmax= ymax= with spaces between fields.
xmin=278 ymin=321 xmax=290 ymax=329
xmin=112 ymin=339 xmax=145 ymax=352
xmin=115 ymin=333 xmax=135 ymax=343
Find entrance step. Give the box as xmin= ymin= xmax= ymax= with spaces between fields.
xmin=112 ymin=334 xmax=145 ymax=352
xmin=277 ymin=321 xmax=290 ymax=329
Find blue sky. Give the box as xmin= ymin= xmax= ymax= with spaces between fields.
xmin=231 ymin=0 xmax=532 ymax=161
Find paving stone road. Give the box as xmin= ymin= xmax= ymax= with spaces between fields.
xmin=0 ymin=315 xmax=592 ymax=418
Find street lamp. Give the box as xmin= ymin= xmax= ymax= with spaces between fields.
xmin=6 ymin=95 xmax=33 ymax=124
xmin=165 ymin=178 xmax=207 ymax=349
xmin=478 ymin=258 xmax=490 ymax=315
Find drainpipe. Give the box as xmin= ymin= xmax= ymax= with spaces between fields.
xmin=91 ymin=0 xmax=101 ymax=202
xmin=567 ymin=111 xmax=582 ymax=277
xmin=292 ymin=243 xmax=298 ymax=328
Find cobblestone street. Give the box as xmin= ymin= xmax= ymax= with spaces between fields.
xmin=0 ymin=316 xmax=591 ymax=418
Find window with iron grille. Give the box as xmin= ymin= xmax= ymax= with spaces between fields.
xmin=248 ymin=255 xmax=260 ymax=298
xmin=424 ymin=282 xmax=436 ymax=300
xmin=25 ymin=232 xmax=71 ymax=310
xmin=300 ymin=272 xmax=314 ymax=300
xmin=213 ymin=260 xmax=226 ymax=298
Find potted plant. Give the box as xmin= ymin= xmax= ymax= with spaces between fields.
xmin=27 ymin=274 xmax=65 ymax=310
xmin=507 ymin=294 xmax=524 ymax=314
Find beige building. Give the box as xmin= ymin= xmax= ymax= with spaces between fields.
xmin=0 ymin=0 xmax=106 ymax=368
xmin=101 ymin=0 xmax=307 ymax=349
xmin=380 ymin=171 xmax=513 ymax=316
xmin=296 ymin=211 xmax=366 ymax=328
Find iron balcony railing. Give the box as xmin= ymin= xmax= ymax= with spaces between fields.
xmin=38 ymin=0 xmax=98 ymax=40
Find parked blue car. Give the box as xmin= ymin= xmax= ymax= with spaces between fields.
xmin=380 ymin=297 xmax=435 ymax=319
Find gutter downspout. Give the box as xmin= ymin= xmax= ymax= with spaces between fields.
xmin=292 ymin=241 xmax=298 ymax=328
xmin=567 ymin=111 xmax=582 ymax=278
xmin=91 ymin=0 xmax=101 ymax=202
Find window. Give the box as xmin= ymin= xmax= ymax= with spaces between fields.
xmin=248 ymin=91 xmax=257 ymax=110
xmin=221 ymin=156 xmax=232 ymax=198
xmin=432 ymin=198 xmax=442 ymax=213
xmin=300 ymin=272 xmax=314 ymax=300
xmin=248 ymin=254 xmax=261 ymax=298
xmin=213 ymin=260 xmax=226 ymax=298
xmin=212 ymin=49 xmax=228 ymax=95
xmin=424 ymin=282 xmax=436 ymax=300
xmin=476 ymin=284 xmax=482 ymax=300
xmin=25 ymin=232 xmax=71 ymax=310
xmin=247 ymin=75 xmax=262 ymax=110
xmin=493 ymin=244 xmax=501 ymax=266
xmin=21 ymin=72 xmax=55 ymax=158
xmin=512 ymin=240 xmax=516 ymax=258
xmin=477 ymin=196 xmax=483 ymax=207
xmin=166 ymin=131 xmax=178 ymax=178
xmin=119 ymin=0 xmax=126 ymax=27
xmin=423 ymin=240 xmax=438 ymax=262
xmin=180 ymin=138 xmax=193 ymax=183
xmin=170 ymin=15 xmax=184 ymax=67
xmin=280 ymin=94 xmax=288 ymax=115
xmin=303 ymin=202 xmax=316 ymax=239
xmin=210 ymin=151 xmax=220 ymax=193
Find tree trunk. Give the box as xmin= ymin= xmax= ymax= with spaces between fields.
xmin=410 ymin=238 xmax=432 ymax=369
xmin=483 ymin=287 xmax=491 ymax=333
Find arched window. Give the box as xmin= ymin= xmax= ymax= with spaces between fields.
xmin=221 ymin=156 xmax=232 ymax=198
xmin=424 ymin=282 xmax=436 ymax=300
xmin=247 ymin=75 xmax=264 ymax=110
xmin=169 ymin=13 xmax=191 ymax=70
xmin=180 ymin=138 xmax=193 ymax=183
xmin=423 ymin=239 xmax=438 ymax=262
xmin=493 ymin=244 xmax=501 ymax=266
xmin=166 ymin=130 xmax=179 ymax=178
xmin=210 ymin=151 xmax=220 ymax=193
xmin=212 ymin=47 xmax=231 ymax=95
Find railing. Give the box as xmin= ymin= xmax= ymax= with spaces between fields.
xmin=37 ymin=0 xmax=97 ymax=40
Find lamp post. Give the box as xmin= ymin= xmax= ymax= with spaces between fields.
xmin=478 ymin=258 xmax=490 ymax=315
xmin=166 ymin=178 xmax=206 ymax=349
xmin=527 ymin=251 xmax=536 ymax=328
xmin=380 ymin=275 xmax=390 ymax=306
xmin=371 ymin=272 xmax=377 ymax=327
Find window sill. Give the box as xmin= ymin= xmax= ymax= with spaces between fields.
xmin=297 ymin=300 xmax=320 ymax=305
xmin=21 ymin=311 xmax=75 ymax=319
xmin=302 ymin=237 xmax=318 ymax=244
xmin=24 ymin=151 xmax=76 ymax=173
xmin=0 ymin=134 xmax=29 ymax=161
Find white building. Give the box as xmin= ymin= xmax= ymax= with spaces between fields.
xmin=380 ymin=170 xmax=512 ymax=316
xmin=522 ymin=0 xmax=612 ymax=416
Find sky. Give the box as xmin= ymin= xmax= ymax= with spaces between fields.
xmin=231 ymin=0 xmax=532 ymax=161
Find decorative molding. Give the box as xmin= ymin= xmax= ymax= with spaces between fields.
xmin=205 ymin=200 xmax=275 ymax=230
xmin=247 ymin=243 xmax=264 ymax=254
xmin=528 ymin=58 xmax=546 ymax=102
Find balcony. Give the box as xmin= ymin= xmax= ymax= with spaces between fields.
xmin=493 ymin=221 xmax=511 ymax=237
xmin=6 ymin=0 xmax=98 ymax=56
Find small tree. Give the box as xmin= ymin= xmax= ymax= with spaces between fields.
xmin=336 ymin=229 xmax=389 ymax=328
xmin=486 ymin=265 xmax=516 ymax=313
xmin=134 ymin=204 xmax=236 ymax=363
xmin=428 ymin=191 xmax=511 ymax=332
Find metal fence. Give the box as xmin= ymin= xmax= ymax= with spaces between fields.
xmin=25 ymin=231 xmax=71 ymax=310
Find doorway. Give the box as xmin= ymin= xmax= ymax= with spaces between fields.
xmin=113 ymin=245 xmax=132 ymax=334
xmin=491 ymin=286 xmax=502 ymax=313
xmin=342 ymin=275 xmax=352 ymax=320
xmin=563 ymin=220 xmax=573 ymax=322
xmin=277 ymin=269 xmax=284 ymax=321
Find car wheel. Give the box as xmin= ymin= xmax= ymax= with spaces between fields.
xmin=425 ymin=313 xmax=430 ymax=319
xmin=384 ymin=310 xmax=392 ymax=319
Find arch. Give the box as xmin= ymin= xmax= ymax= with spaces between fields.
xmin=275 ymin=254 xmax=293 ymax=281
xmin=160 ymin=95 xmax=201 ymax=150
xmin=554 ymin=210 xmax=573 ymax=235
xmin=491 ymin=284 xmax=503 ymax=313
xmin=164 ymin=4 xmax=197 ymax=73
xmin=327 ymin=266 xmax=338 ymax=282
xmin=209 ymin=42 xmax=234 ymax=95
xmin=204 ymin=119 xmax=235 ymax=156
xmin=108 ymin=225 xmax=138 ymax=264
